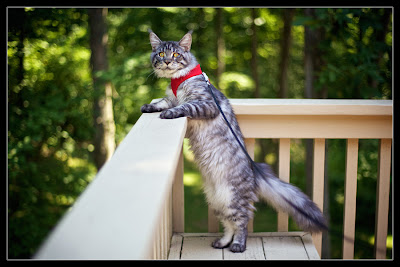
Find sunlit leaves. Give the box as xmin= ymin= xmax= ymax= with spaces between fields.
xmin=8 ymin=8 xmax=95 ymax=258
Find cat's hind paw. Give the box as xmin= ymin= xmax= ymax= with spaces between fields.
xmin=229 ymin=242 xmax=246 ymax=253
xmin=211 ymin=238 xmax=230 ymax=249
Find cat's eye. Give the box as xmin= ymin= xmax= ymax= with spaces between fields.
xmin=158 ymin=52 xmax=165 ymax=57
xmin=173 ymin=52 xmax=180 ymax=58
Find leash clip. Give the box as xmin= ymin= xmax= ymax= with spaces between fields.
xmin=202 ymin=72 xmax=211 ymax=85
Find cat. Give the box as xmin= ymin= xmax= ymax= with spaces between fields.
xmin=141 ymin=30 xmax=326 ymax=253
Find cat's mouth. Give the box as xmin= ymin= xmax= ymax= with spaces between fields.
xmin=160 ymin=64 xmax=183 ymax=72
xmin=163 ymin=64 xmax=180 ymax=70
xmin=158 ymin=67 xmax=176 ymax=74
xmin=154 ymin=66 xmax=179 ymax=78
xmin=153 ymin=62 xmax=186 ymax=78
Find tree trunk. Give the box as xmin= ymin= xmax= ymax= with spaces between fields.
xmin=370 ymin=8 xmax=391 ymax=90
xmin=304 ymin=8 xmax=316 ymax=198
xmin=251 ymin=8 xmax=261 ymax=98
xmin=278 ymin=9 xmax=295 ymax=98
xmin=215 ymin=8 xmax=225 ymax=89
xmin=88 ymin=8 xmax=116 ymax=170
xmin=304 ymin=8 xmax=330 ymax=258
xmin=8 ymin=8 xmax=26 ymax=87
xmin=304 ymin=8 xmax=328 ymax=196
xmin=304 ymin=8 xmax=315 ymax=100
xmin=195 ymin=8 xmax=205 ymax=60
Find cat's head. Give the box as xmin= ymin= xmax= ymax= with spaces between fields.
xmin=149 ymin=30 xmax=198 ymax=79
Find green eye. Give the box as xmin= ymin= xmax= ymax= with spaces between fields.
xmin=159 ymin=52 xmax=165 ymax=57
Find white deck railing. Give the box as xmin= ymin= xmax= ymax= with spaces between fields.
xmin=35 ymin=112 xmax=187 ymax=259
xmin=35 ymin=99 xmax=392 ymax=260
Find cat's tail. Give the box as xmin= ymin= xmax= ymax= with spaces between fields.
xmin=254 ymin=162 xmax=327 ymax=233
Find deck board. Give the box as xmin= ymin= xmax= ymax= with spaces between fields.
xmin=168 ymin=234 xmax=183 ymax=260
xmin=262 ymin=236 xmax=308 ymax=260
xmin=224 ymin=237 xmax=265 ymax=260
xmin=180 ymin=236 xmax=223 ymax=260
xmin=168 ymin=232 xmax=320 ymax=260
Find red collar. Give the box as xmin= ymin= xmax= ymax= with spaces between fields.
xmin=171 ymin=64 xmax=202 ymax=97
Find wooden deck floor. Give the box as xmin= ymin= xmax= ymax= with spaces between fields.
xmin=168 ymin=232 xmax=320 ymax=260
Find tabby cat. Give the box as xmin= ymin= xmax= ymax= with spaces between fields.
xmin=141 ymin=30 xmax=326 ymax=253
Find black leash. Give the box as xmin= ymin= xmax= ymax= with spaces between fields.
xmin=201 ymin=72 xmax=387 ymax=257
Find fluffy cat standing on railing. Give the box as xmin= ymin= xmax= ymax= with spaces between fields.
xmin=141 ymin=30 xmax=326 ymax=253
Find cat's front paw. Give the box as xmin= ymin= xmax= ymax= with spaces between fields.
xmin=141 ymin=104 xmax=159 ymax=113
xmin=159 ymin=109 xmax=184 ymax=119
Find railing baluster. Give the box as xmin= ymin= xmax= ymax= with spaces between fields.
xmin=343 ymin=138 xmax=359 ymax=259
xmin=375 ymin=139 xmax=392 ymax=259
xmin=312 ymin=138 xmax=325 ymax=257
xmin=161 ymin=199 xmax=167 ymax=259
xmin=158 ymin=214 xmax=163 ymax=259
xmin=173 ymin=148 xmax=185 ymax=233
xmin=168 ymin=191 xmax=174 ymax=254
xmin=156 ymin=216 xmax=161 ymax=259
xmin=278 ymin=138 xmax=290 ymax=232
xmin=245 ymin=138 xmax=256 ymax=233
xmin=164 ymin=193 xmax=171 ymax=259
xmin=152 ymin=232 xmax=157 ymax=259
xmin=154 ymin=178 xmax=173 ymax=259
xmin=158 ymin=219 xmax=162 ymax=259
xmin=208 ymin=207 xmax=219 ymax=233
xmin=167 ymin=189 xmax=172 ymax=257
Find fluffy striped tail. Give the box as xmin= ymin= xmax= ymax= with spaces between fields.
xmin=254 ymin=162 xmax=327 ymax=233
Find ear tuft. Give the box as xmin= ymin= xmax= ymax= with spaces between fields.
xmin=149 ymin=31 xmax=162 ymax=51
xmin=178 ymin=31 xmax=193 ymax=52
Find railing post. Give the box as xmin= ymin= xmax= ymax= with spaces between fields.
xmin=245 ymin=138 xmax=256 ymax=233
xmin=312 ymin=138 xmax=325 ymax=257
xmin=342 ymin=138 xmax=359 ymax=259
xmin=278 ymin=138 xmax=290 ymax=232
xmin=375 ymin=139 xmax=392 ymax=259
xmin=173 ymin=147 xmax=185 ymax=233
xmin=208 ymin=208 xmax=219 ymax=233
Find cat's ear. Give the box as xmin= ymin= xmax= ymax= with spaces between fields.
xmin=149 ymin=30 xmax=162 ymax=51
xmin=179 ymin=30 xmax=193 ymax=52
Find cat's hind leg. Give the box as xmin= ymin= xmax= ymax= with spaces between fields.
xmin=211 ymin=219 xmax=235 ymax=249
xmin=226 ymin=201 xmax=253 ymax=252
xmin=230 ymin=221 xmax=248 ymax=253
xmin=211 ymin=213 xmax=250 ymax=252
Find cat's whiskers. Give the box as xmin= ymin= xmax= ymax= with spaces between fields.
xmin=146 ymin=69 xmax=157 ymax=81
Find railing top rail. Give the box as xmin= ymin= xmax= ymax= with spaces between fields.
xmin=35 ymin=113 xmax=187 ymax=260
xmin=229 ymin=99 xmax=392 ymax=116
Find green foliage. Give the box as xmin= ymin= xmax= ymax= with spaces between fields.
xmin=8 ymin=7 xmax=391 ymax=259
xmin=8 ymin=8 xmax=96 ymax=258
xmin=312 ymin=8 xmax=392 ymax=99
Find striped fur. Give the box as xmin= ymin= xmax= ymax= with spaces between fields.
xmin=141 ymin=31 xmax=326 ymax=253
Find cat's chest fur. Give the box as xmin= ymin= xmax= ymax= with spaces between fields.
xmin=169 ymin=76 xmax=235 ymax=184
xmin=185 ymin=115 xmax=234 ymax=211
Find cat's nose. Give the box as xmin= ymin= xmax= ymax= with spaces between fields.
xmin=164 ymin=60 xmax=171 ymax=65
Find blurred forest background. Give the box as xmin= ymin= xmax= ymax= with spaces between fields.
xmin=8 ymin=7 xmax=392 ymax=259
